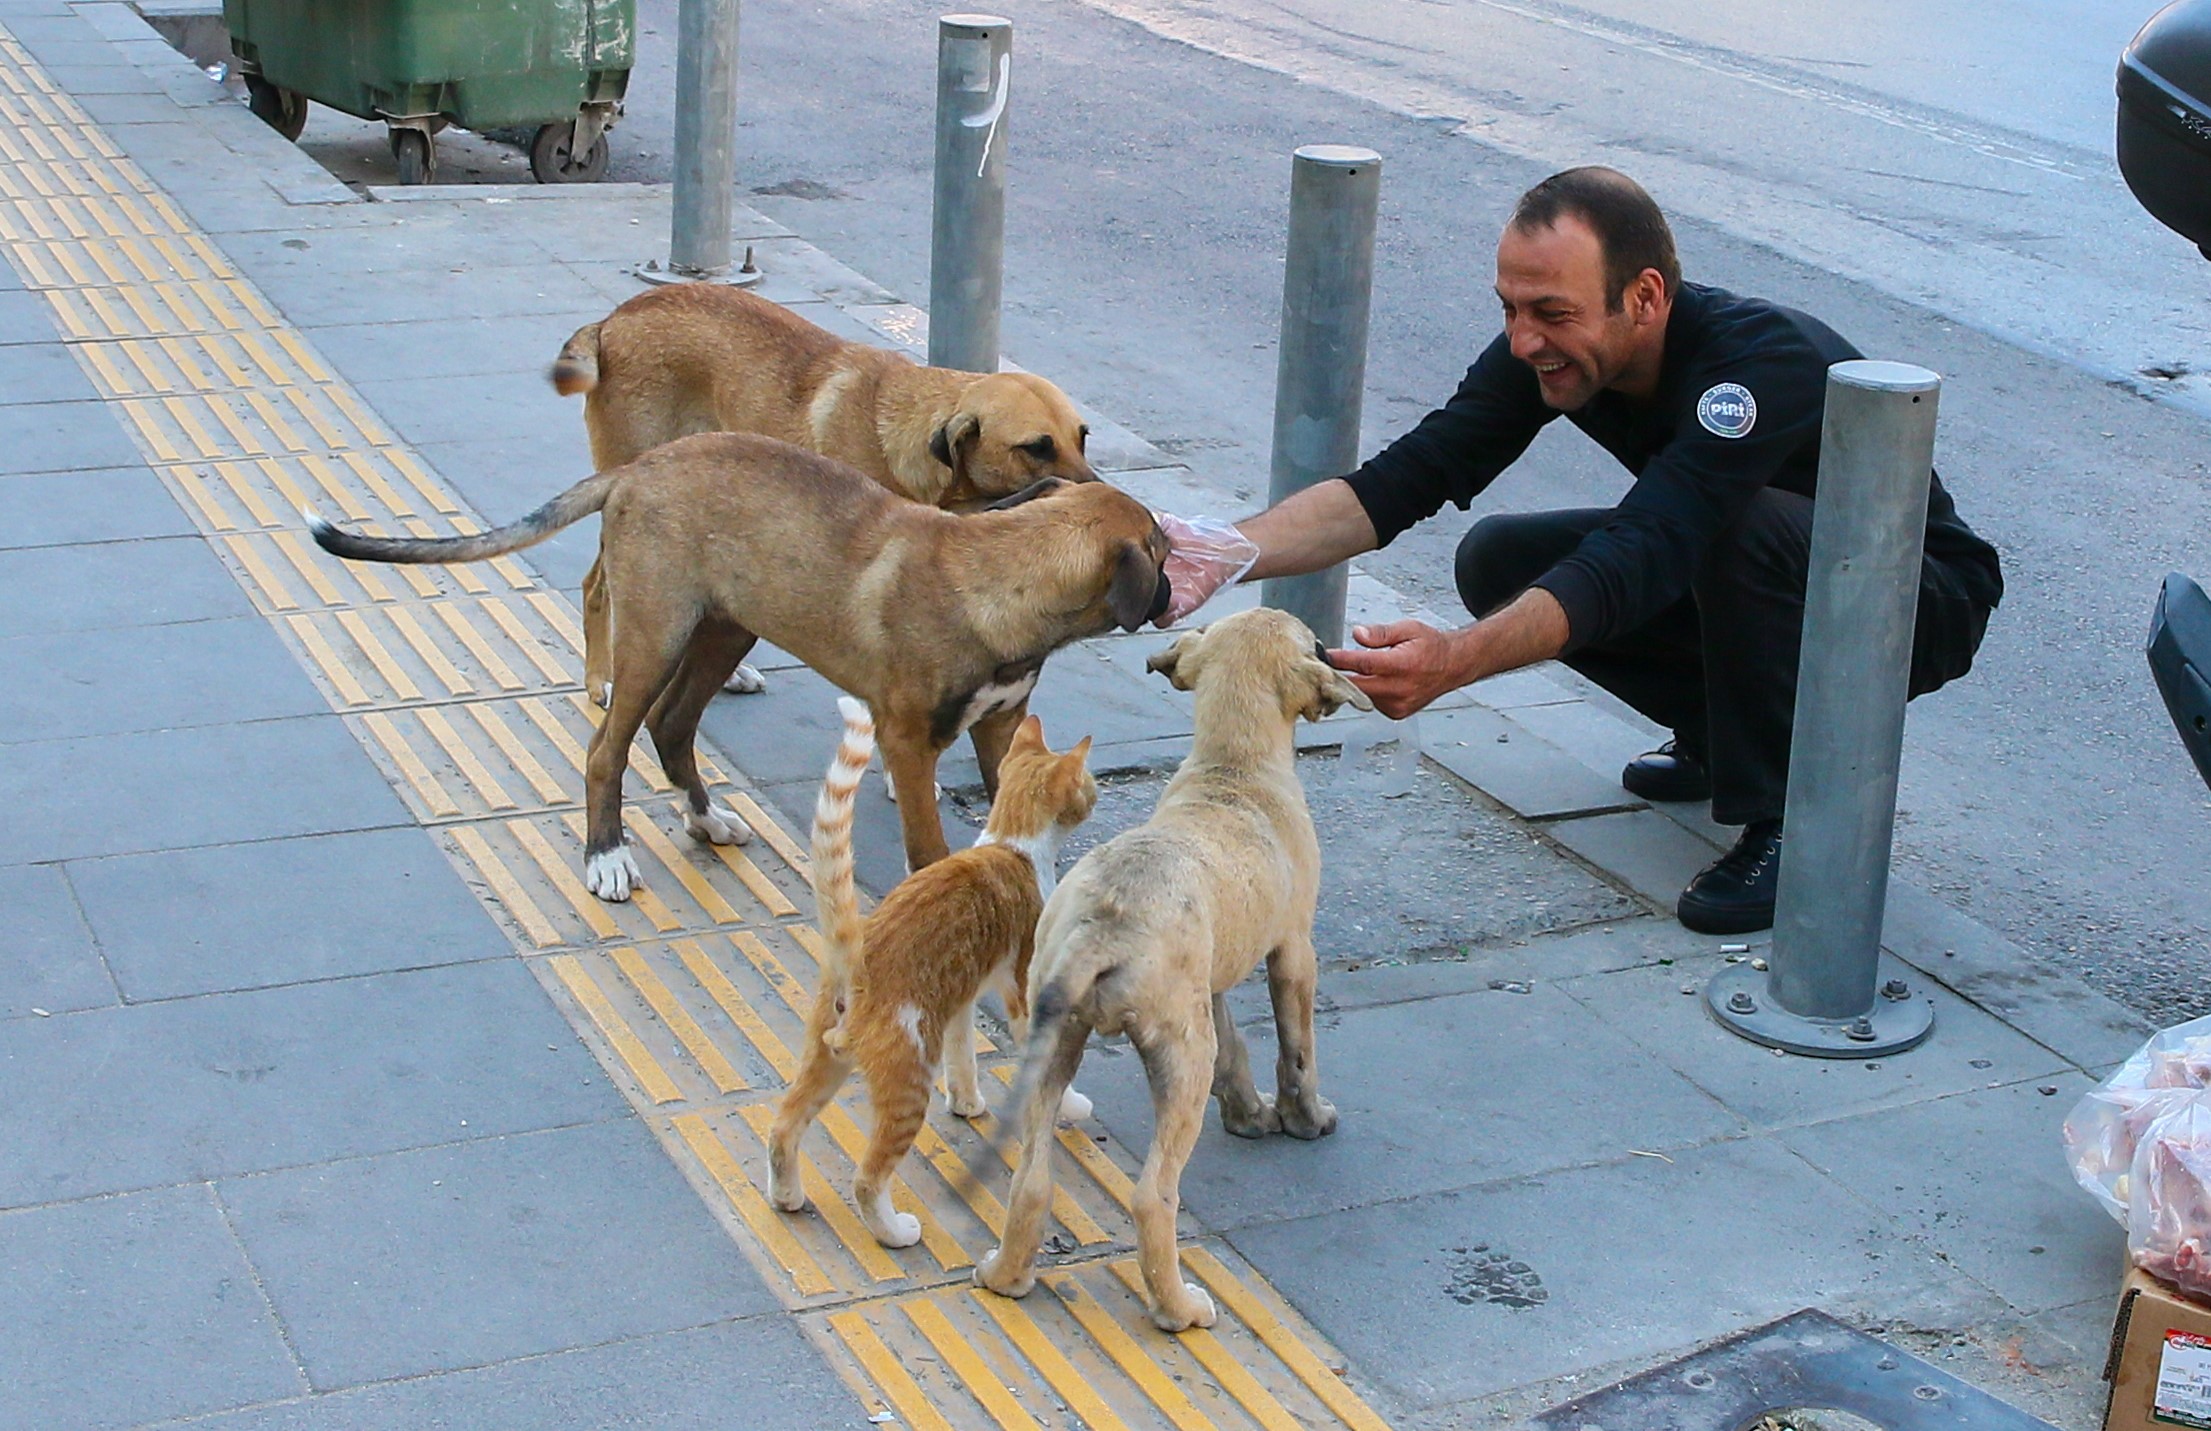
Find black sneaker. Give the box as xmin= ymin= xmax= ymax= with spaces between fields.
xmin=1677 ymin=819 xmax=1782 ymax=934
xmin=1622 ymin=738 xmax=1713 ymax=803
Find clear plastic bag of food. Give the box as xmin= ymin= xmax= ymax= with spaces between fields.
xmin=2065 ymin=1013 xmax=2211 ymax=1227
xmin=1155 ymin=513 xmax=1259 ymax=627
xmin=2129 ymin=1091 xmax=2211 ymax=1301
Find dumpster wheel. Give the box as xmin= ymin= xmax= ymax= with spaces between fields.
xmin=530 ymin=121 xmax=609 ymax=183
xmin=244 ymin=75 xmax=307 ymax=143
xmin=388 ymin=127 xmax=435 ymax=185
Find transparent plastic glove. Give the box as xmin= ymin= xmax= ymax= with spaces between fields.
xmin=1155 ymin=512 xmax=1259 ymax=627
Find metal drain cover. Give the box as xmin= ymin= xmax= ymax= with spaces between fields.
xmin=1535 ymin=1309 xmax=2059 ymax=1431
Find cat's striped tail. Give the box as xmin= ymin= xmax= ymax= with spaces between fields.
xmin=809 ymin=697 xmax=875 ymax=999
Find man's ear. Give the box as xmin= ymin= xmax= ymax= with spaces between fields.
xmin=1107 ymin=539 xmax=1161 ymax=632
xmin=1298 ymin=656 xmax=1373 ymax=722
xmin=928 ymin=410 xmax=983 ymax=475
xmin=1144 ymin=629 xmax=1207 ymax=691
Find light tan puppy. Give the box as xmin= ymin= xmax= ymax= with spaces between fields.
xmin=550 ymin=284 xmax=1100 ymax=703
xmin=310 ymin=434 xmax=1169 ymax=885
xmin=975 ymin=607 xmax=1370 ymax=1332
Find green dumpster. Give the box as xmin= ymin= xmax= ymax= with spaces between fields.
xmin=223 ymin=0 xmax=634 ymax=184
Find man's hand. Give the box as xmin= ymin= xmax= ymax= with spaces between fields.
xmin=1153 ymin=513 xmax=1260 ymax=627
xmin=1326 ymin=620 xmax=1473 ymax=719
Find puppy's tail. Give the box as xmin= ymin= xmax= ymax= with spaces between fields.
xmin=306 ymin=470 xmax=618 ymax=566
xmin=549 ymin=321 xmax=602 ymax=397
xmin=810 ymin=698 xmax=875 ymax=1013
xmin=967 ymin=938 xmax=1116 ymax=1189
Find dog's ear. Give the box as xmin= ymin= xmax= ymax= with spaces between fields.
xmin=983 ymin=477 xmax=1068 ymax=510
xmin=1144 ymin=629 xmax=1207 ymax=691
xmin=1107 ymin=539 xmax=1162 ymax=633
xmin=929 ymin=410 xmax=983 ymax=477
xmin=1297 ymin=654 xmax=1374 ymax=722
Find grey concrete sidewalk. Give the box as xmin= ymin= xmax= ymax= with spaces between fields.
xmin=0 ymin=4 xmax=2166 ymax=1429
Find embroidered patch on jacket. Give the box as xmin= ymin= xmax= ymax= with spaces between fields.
xmin=1696 ymin=382 xmax=1757 ymax=439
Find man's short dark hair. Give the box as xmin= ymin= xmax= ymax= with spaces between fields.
xmin=1510 ymin=167 xmax=1681 ymax=311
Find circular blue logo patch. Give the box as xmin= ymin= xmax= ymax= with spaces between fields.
xmin=1696 ymin=382 xmax=1757 ymax=439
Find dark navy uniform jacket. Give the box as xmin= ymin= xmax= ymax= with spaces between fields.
xmin=1343 ymin=282 xmax=2004 ymax=653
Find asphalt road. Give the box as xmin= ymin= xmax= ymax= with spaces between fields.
xmin=586 ymin=0 xmax=2211 ymax=1022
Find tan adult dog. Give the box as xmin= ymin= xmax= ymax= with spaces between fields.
xmin=975 ymin=607 xmax=1369 ymax=1332
xmin=549 ymin=284 xmax=1099 ymax=703
xmin=309 ymin=434 xmax=1169 ymax=887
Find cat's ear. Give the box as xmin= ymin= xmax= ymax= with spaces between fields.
xmin=1145 ymin=629 xmax=1207 ymax=691
xmin=1011 ymin=713 xmax=1044 ymax=750
xmin=1067 ymin=735 xmax=1093 ymax=765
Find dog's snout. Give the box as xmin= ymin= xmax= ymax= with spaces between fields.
xmin=1313 ymin=638 xmax=1333 ymax=666
xmin=1148 ymin=568 xmax=1174 ymax=621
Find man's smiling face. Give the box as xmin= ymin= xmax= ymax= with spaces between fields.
xmin=1494 ymin=214 xmax=1653 ymax=412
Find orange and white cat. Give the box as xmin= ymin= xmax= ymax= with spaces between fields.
xmin=767 ymin=696 xmax=1098 ymax=1248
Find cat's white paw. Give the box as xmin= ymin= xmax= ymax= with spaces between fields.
xmin=683 ymin=801 xmax=753 ymax=846
xmin=767 ymin=1167 xmax=807 ymax=1213
xmin=722 ymin=662 xmax=767 ymax=694
xmin=872 ymin=1211 xmax=923 ymax=1249
xmin=949 ymin=1089 xmax=988 ymax=1120
xmin=1057 ymin=1087 xmax=1094 ymax=1121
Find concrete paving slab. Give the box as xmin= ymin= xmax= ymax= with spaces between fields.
xmin=173 ymin=1315 xmax=859 ymax=1431
xmin=0 ymin=466 xmax=197 ymax=548
xmin=218 ymin=1119 xmax=778 ymax=1389
xmin=0 ymin=337 xmax=98 ymax=404
xmin=1777 ymin=1076 xmax=2125 ymax=1317
xmin=0 ymin=863 xmax=114 ymax=1020
xmin=1544 ymin=806 xmax=1720 ymax=909
xmin=0 ymin=959 xmax=623 ymax=1207
xmin=0 ymin=289 xmax=62 ymax=344
xmin=302 ymin=310 xmax=610 ymax=383
xmin=349 ymin=369 xmax=579 ymax=450
xmin=1422 ymin=703 xmax=1647 ymax=821
xmin=1558 ymin=952 xmax=2073 ymax=1133
xmin=67 ymin=826 xmax=510 ymax=1000
xmin=1466 ymin=664 xmax=1586 ymax=711
xmin=0 ymin=1182 xmax=304 ymax=1430
xmin=1504 ymin=695 xmax=1663 ymax=784
xmin=696 ymin=660 xmax=851 ymax=789
xmin=0 ymin=395 xmax=147 ymax=472
xmin=0 ymin=536 xmax=252 ymax=639
xmin=0 ymin=615 xmax=327 ymax=743
xmin=43 ymin=66 xmax=171 ymax=101
xmin=0 ymin=713 xmax=408 ymax=866
xmin=1076 ymin=978 xmax=1742 ymax=1230
xmin=1225 ymin=1135 xmax=2005 ymax=1411
xmin=1883 ymin=881 xmax=2152 ymax=1072
xmin=259 ymin=260 xmax=610 ymax=329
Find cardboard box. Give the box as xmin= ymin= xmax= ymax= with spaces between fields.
xmin=2105 ymin=1265 xmax=2211 ymax=1431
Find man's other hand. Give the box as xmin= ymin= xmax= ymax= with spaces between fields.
xmin=1327 ymin=620 xmax=1471 ymax=719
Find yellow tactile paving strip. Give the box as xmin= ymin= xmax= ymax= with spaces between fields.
xmin=0 ymin=28 xmax=1397 ymax=1428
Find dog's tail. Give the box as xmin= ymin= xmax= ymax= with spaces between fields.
xmin=306 ymin=470 xmax=619 ymax=566
xmin=549 ymin=321 xmax=602 ymax=397
xmin=810 ymin=697 xmax=875 ymax=1053
xmin=970 ymin=932 xmax=1118 ymax=1184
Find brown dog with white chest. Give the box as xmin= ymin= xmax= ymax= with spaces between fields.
xmin=550 ymin=284 xmax=1100 ymax=703
xmin=309 ymin=434 xmax=1168 ymax=888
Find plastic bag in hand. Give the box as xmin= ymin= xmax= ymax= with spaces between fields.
xmin=2130 ymin=1090 xmax=2211 ymax=1301
xmin=2065 ymin=1013 xmax=2211 ymax=1225
xmin=1155 ymin=513 xmax=1259 ymax=627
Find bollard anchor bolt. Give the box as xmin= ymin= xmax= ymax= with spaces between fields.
xmin=1727 ymin=991 xmax=1758 ymax=1015
xmin=1880 ymin=978 xmax=1911 ymax=1001
xmin=1845 ymin=1017 xmax=1878 ymax=1042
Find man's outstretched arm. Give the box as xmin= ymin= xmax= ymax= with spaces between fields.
xmin=1156 ymin=478 xmax=1380 ymax=625
xmin=1327 ymin=587 xmax=1570 ymax=720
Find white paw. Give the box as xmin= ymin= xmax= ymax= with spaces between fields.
xmin=583 ymin=846 xmax=642 ymax=902
xmin=722 ymin=662 xmax=767 ymax=694
xmin=590 ymin=679 xmax=612 ymax=709
xmin=974 ymin=1246 xmax=1034 ymax=1298
xmin=882 ymin=772 xmax=942 ymax=806
xmin=1151 ymin=1283 xmax=1218 ymax=1332
xmin=872 ymin=1211 xmax=923 ymax=1249
xmin=683 ymin=801 xmax=754 ymax=846
xmin=949 ymin=1089 xmax=987 ymax=1120
xmin=1057 ymin=1087 xmax=1094 ymax=1121
xmin=767 ymin=1169 xmax=807 ymax=1213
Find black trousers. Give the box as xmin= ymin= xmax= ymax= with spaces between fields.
xmin=1455 ymin=490 xmax=1991 ymax=826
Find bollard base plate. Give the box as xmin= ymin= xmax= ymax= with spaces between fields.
xmin=634 ymin=261 xmax=764 ymax=288
xmin=1705 ymin=954 xmax=1934 ymax=1058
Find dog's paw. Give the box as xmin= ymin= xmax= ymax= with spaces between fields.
xmin=1150 ymin=1282 xmax=1218 ymax=1333
xmin=583 ymin=846 xmax=643 ymax=902
xmin=722 ymin=662 xmax=767 ymax=695
xmin=589 ymin=679 xmax=613 ymax=709
xmin=1281 ymin=1094 xmax=1338 ymax=1141
xmin=766 ymin=1169 xmax=808 ymax=1214
xmin=683 ymin=801 xmax=754 ymax=846
xmin=1057 ymin=1087 xmax=1094 ymax=1121
xmin=1219 ymin=1094 xmax=1282 ymax=1140
xmin=869 ymin=1211 xmax=923 ymax=1249
xmin=973 ymin=1248 xmax=1035 ymax=1299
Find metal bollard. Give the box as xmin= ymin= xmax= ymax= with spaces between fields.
xmin=1707 ymin=360 xmax=1941 ymax=1058
xmin=1261 ymin=145 xmax=1381 ymax=649
xmin=928 ymin=14 xmax=1011 ymax=374
xmin=668 ymin=0 xmax=740 ymax=277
